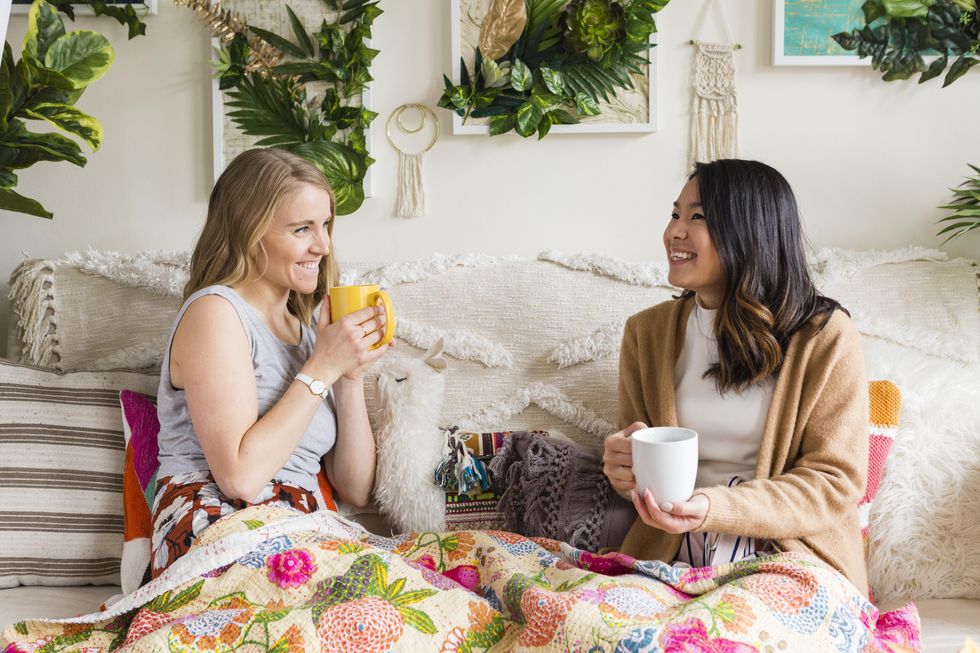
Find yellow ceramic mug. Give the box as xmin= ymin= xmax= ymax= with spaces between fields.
xmin=328 ymin=284 xmax=395 ymax=349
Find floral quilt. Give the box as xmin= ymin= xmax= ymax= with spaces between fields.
xmin=2 ymin=506 xmax=920 ymax=653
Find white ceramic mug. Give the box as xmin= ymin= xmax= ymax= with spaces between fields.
xmin=630 ymin=427 xmax=699 ymax=505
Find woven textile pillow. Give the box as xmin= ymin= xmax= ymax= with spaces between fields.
xmin=0 ymin=361 xmax=158 ymax=588
xmin=442 ymin=431 xmax=546 ymax=532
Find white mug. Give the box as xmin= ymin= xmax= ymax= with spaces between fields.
xmin=631 ymin=427 xmax=699 ymax=505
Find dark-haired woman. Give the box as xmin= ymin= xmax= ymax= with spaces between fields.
xmin=603 ymin=159 xmax=870 ymax=595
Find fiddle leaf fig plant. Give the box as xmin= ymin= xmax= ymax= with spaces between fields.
xmin=0 ymin=0 xmax=116 ymax=218
xmin=937 ymin=163 xmax=980 ymax=244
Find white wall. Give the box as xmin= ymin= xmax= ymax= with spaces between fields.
xmin=2 ymin=0 xmax=978 ymax=356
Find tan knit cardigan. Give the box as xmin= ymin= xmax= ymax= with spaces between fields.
xmin=617 ymin=296 xmax=870 ymax=594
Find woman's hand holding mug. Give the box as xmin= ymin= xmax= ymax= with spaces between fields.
xmin=603 ymin=421 xmax=649 ymax=498
xmin=310 ymin=299 xmax=390 ymax=383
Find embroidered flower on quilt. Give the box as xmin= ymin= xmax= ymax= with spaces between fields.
xmin=319 ymin=539 xmax=366 ymax=554
xmin=578 ymin=551 xmax=633 ymax=576
xmin=518 ymin=587 xmax=575 ymax=647
xmin=659 ymin=617 xmax=758 ymax=652
xmin=598 ymin=583 xmax=666 ymax=627
xmin=613 ymin=626 xmax=658 ymax=653
xmin=678 ymin=565 xmax=716 ymax=586
xmin=235 ymin=535 xmax=293 ymax=569
xmin=168 ymin=599 xmax=256 ymax=653
xmin=744 ymin=563 xmax=818 ymax=614
xmin=716 ymin=593 xmax=756 ymax=635
xmin=266 ymin=548 xmax=317 ymax=588
xmin=443 ymin=531 xmax=476 ymax=562
xmin=270 ymin=624 xmax=305 ymax=653
xmin=439 ymin=627 xmax=467 ymax=653
xmin=315 ymin=596 xmax=404 ymax=653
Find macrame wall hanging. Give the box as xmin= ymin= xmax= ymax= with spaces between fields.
xmin=387 ymin=104 xmax=439 ymax=218
xmin=688 ymin=0 xmax=741 ymax=170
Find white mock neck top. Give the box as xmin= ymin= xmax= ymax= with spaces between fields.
xmin=673 ymin=298 xmax=774 ymax=490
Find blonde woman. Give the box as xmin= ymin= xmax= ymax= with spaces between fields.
xmin=150 ymin=148 xmax=390 ymax=579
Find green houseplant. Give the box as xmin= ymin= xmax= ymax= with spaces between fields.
xmin=0 ymin=0 xmax=147 ymax=218
xmin=832 ymin=0 xmax=978 ymax=86
xmin=937 ymin=164 xmax=980 ymax=244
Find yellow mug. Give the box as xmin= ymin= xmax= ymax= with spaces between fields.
xmin=328 ymin=284 xmax=395 ymax=349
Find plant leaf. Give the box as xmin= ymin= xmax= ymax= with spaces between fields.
xmin=479 ymin=0 xmax=527 ymax=61
xmin=574 ymin=91 xmax=600 ymax=116
xmin=398 ymin=606 xmax=437 ymax=635
xmin=0 ymin=187 xmax=50 ymax=218
xmin=0 ymin=120 xmax=85 ymax=166
xmin=537 ymin=112 xmax=553 ymax=139
xmin=24 ymin=103 xmax=101 ymax=149
xmin=881 ymin=0 xmax=931 ymax=17
xmin=511 ymin=58 xmax=532 ymax=92
xmin=918 ymin=53 xmax=948 ymax=82
xmin=515 ymin=100 xmax=543 ymax=137
xmin=291 ymin=139 xmax=367 ymax=215
xmin=284 ymin=5 xmax=316 ymax=58
xmin=488 ymin=113 xmax=515 ymax=135
xmin=539 ymin=66 xmax=565 ymax=94
xmin=25 ymin=0 xmax=66 ymax=63
xmin=249 ymin=26 xmax=308 ymax=59
xmin=43 ymin=30 xmax=114 ymax=89
xmin=943 ymin=55 xmax=979 ymax=86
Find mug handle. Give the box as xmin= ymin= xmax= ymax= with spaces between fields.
xmin=370 ymin=290 xmax=395 ymax=349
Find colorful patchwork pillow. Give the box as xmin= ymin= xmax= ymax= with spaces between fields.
xmin=119 ymin=390 xmax=338 ymax=593
xmin=862 ymin=381 xmax=901 ymax=544
xmin=119 ymin=390 xmax=160 ymax=593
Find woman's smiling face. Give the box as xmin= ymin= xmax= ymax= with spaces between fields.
xmin=257 ymin=183 xmax=333 ymax=295
xmin=663 ymin=177 xmax=725 ymax=308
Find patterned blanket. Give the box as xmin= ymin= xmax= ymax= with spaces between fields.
xmin=2 ymin=506 xmax=920 ymax=653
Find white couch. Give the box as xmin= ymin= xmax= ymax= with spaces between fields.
xmin=2 ymin=248 xmax=978 ymax=650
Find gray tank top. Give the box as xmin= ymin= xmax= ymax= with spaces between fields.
xmin=156 ymin=285 xmax=337 ymax=493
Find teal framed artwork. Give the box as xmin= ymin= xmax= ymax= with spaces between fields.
xmin=773 ymin=0 xmax=867 ymax=65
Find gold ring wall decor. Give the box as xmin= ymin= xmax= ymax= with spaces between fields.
xmin=387 ymin=104 xmax=439 ymax=218
xmin=386 ymin=104 xmax=440 ymax=155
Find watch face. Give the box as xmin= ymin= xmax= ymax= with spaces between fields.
xmin=310 ymin=380 xmax=326 ymax=396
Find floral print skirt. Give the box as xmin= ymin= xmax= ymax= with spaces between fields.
xmin=149 ymin=471 xmax=319 ymax=579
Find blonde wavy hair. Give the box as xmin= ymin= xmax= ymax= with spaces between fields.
xmin=184 ymin=148 xmax=339 ymax=326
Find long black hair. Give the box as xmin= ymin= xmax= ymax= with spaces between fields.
xmin=683 ymin=159 xmax=846 ymax=393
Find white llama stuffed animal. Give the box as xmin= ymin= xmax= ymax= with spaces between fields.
xmin=374 ymin=338 xmax=449 ymax=533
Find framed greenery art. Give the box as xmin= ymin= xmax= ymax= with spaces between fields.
xmin=444 ymin=0 xmax=664 ymax=137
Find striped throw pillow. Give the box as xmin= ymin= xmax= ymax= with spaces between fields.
xmin=0 ymin=360 xmax=158 ymax=588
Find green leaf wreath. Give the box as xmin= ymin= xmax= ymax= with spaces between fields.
xmin=0 ymin=0 xmax=148 ymax=218
xmin=439 ymin=0 xmax=669 ymax=139
xmin=196 ymin=0 xmax=381 ymax=215
xmin=831 ymin=0 xmax=978 ymax=86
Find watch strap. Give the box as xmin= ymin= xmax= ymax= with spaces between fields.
xmin=294 ymin=373 xmax=328 ymax=399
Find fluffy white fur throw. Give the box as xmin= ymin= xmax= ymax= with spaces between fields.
xmin=373 ymin=340 xmax=449 ymax=533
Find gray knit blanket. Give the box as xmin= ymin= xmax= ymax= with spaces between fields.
xmin=488 ymin=432 xmax=636 ymax=552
